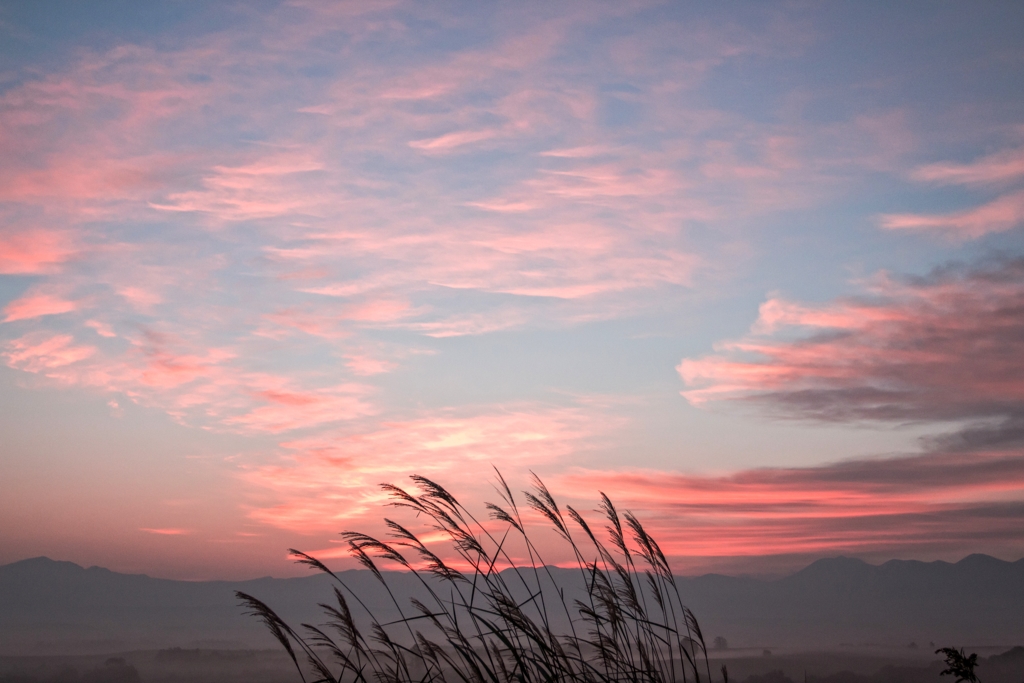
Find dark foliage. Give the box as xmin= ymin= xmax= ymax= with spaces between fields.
xmin=936 ymin=648 xmax=979 ymax=683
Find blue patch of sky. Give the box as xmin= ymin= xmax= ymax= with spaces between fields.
xmin=0 ymin=1 xmax=249 ymax=81
xmin=600 ymin=95 xmax=643 ymax=128
xmin=0 ymin=274 xmax=34 ymax=308
xmin=693 ymin=3 xmax=1024 ymax=128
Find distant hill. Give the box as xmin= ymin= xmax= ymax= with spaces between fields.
xmin=1 ymin=555 xmax=1022 ymax=655
xmin=679 ymin=554 xmax=1024 ymax=650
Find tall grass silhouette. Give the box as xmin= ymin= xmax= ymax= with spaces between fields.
xmin=238 ymin=471 xmax=711 ymax=683
xmin=936 ymin=647 xmax=979 ymax=683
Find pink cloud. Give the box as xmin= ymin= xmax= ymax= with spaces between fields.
xmin=750 ymin=297 xmax=910 ymax=334
xmin=0 ymin=155 xmax=174 ymax=203
xmin=3 ymin=334 xmax=96 ymax=371
xmin=0 ymin=230 xmax=78 ymax=275
xmin=227 ymin=382 xmax=375 ymax=433
xmin=0 ymin=48 xmax=220 ymax=218
xmin=399 ymin=308 xmax=532 ymax=338
xmin=540 ymin=145 xmax=618 ymax=158
xmin=344 ymin=353 xmax=397 ymax=376
xmin=2 ymin=321 xmax=377 ymax=437
xmin=149 ymin=152 xmax=329 ymax=222
xmin=911 ymin=147 xmax=1024 ymax=186
xmin=408 ymin=129 xmax=499 ymax=152
xmin=561 ymin=445 xmax=1024 ymax=564
xmin=117 ymin=286 xmax=163 ymax=312
xmin=139 ymin=527 xmax=190 ymax=536
xmin=879 ymin=190 xmax=1024 ymax=239
xmin=533 ymin=165 xmax=680 ymax=202
xmin=680 ymin=258 xmax=1024 ymax=424
xmin=134 ymin=332 xmax=236 ymax=389
xmin=3 ymin=293 xmax=79 ymax=322
xmin=242 ymin=404 xmax=614 ymax=532
xmin=0 ymin=5 xmax=843 ymax=354
xmin=85 ymin=320 xmax=117 ymax=338
xmin=257 ymin=309 xmax=349 ymax=340
xmin=343 ymin=298 xmax=416 ymax=323
xmin=464 ymin=199 xmax=538 ymax=213
xmin=880 ymin=146 xmax=1024 ymax=240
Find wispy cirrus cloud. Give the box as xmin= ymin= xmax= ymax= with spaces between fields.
xmin=3 ymin=333 xmax=97 ymax=371
xmin=139 ymin=527 xmax=190 ymax=536
xmin=408 ymin=129 xmax=500 ymax=152
xmin=226 ymin=380 xmax=374 ymax=434
xmin=2 ymin=327 xmax=374 ymax=435
xmin=910 ymin=147 xmax=1024 ymax=186
xmin=0 ymin=229 xmax=79 ymax=275
xmin=879 ymin=190 xmax=1024 ymax=239
xmin=563 ymin=443 xmax=1024 ymax=570
xmin=3 ymin=292 xmax=80 ymax=322
xmin=0 ymin=0 xmax=918 ymax=375
xmin=881 ymin=147 xmax=1024 ymax=239
xmin=343 ymin=353 xmax=397 ymax=376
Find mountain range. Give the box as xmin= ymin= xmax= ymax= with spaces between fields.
xmin=2 ymin=554 xmax=1022 ymax=656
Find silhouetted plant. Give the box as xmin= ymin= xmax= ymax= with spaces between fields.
xmin=238 ymin=471 xmax=711 ymax=683
xmin=935 ymin=647 xmax=979 ymax=683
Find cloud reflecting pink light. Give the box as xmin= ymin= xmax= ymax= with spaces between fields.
xmin=344 ymin=353 xmax=397 ymax=376
xmin=880 ymin=147 xmax=1024 ymax=239
xmin=3 ymin=293 xmax=80 ymax=322
xmin=3 ymin=333 xmax=97 ymax=371
xmin=2 ymin=327 xmax=375 ymax=436
xmin=0 ymin=229 xmax=78 ymax=275
xmin=242 ymin=404 xmax=614 ymax=532
xmin=563 ymin=444 xmax=1024 ymax=564
xmin=911 ymin=147 xmax=1024 ymax=186
xmin=879 ymin=190 xmax=1024 ymax=239
xmin=680 ymin=258 xmax=1024 ymax=423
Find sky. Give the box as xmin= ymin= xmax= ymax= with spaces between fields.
xmin=1 ymin=1 xmax=1024 ymax=580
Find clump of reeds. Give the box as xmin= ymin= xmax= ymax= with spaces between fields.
xmin=238 ymin=471 xmax=711 ymax=683
xmin=936 ymin=647 xmax=979 ymax=683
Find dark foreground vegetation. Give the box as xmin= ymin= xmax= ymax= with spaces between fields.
xmin=238 ymin=473 xmax=713 ymax=683
xmin=235 ymin=474 xmax=1024 ymax=683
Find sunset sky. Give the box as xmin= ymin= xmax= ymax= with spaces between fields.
xmin=2 ymin=1 xmax=1024 ymax=580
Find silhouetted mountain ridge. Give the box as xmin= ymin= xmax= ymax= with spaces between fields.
xmin=2 ymin=555 xmax=1022 ymax=655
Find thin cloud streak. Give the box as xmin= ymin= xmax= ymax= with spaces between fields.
xmin=879 ymin=190 xmax=1024 ymax=239
xmin=3 ymin=293 xmax=80 ymax=322
xmin=139 ymin=528 xmax=190 ymax=536
xmin=910 ymin=147 xmax=1024 ymax=186
xmin=880 ymin=146 xmax=1024 ymax=239
xmin=564 ymin=445 xmax=1024 ymax=562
